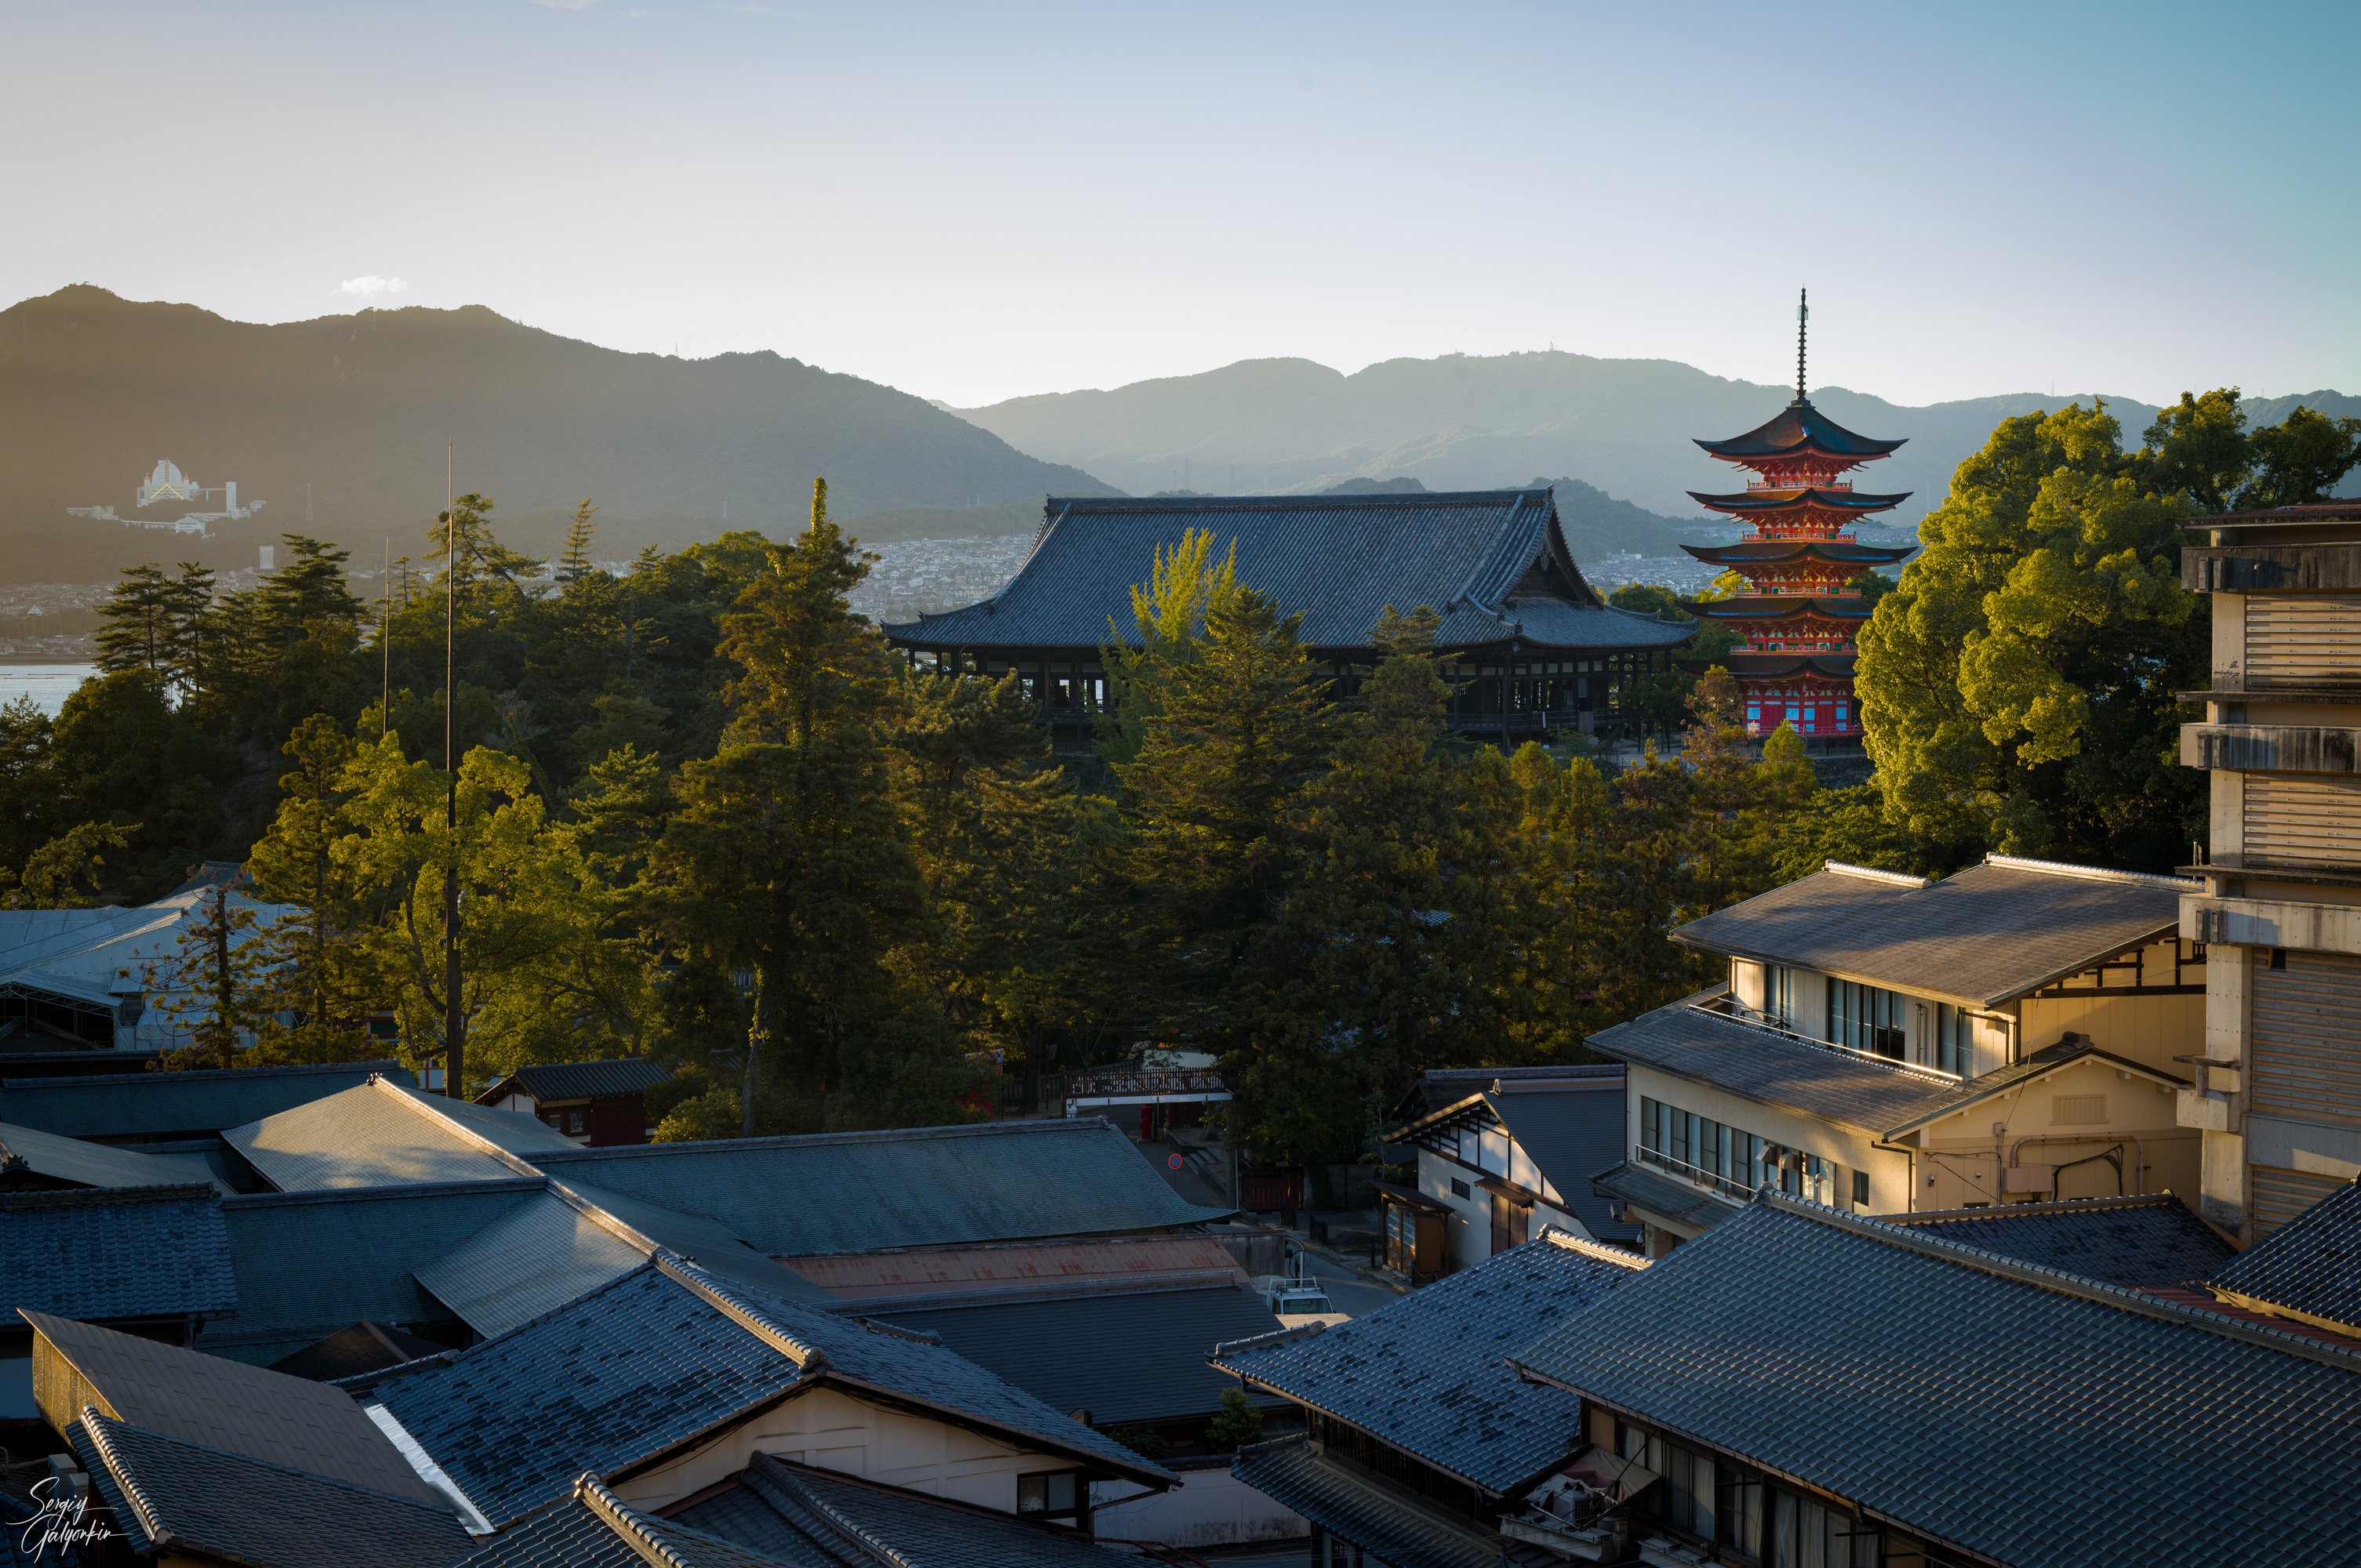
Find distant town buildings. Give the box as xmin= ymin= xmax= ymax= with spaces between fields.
xmin=67 ymin=456 xmax=264 ymax=535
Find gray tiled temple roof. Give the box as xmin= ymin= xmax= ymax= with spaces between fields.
xmin=69 ymin=1409 xmax=474 ymax=1568
xmin=1213 ymin=1232 xmax=1644 ymax=1494
xmin=883 ymin=490 xmax=1690 ymax=655
xmin=1669 ymin=856 xmax=2196 ymax=1008
xmin=1 ymin=1185 xmax=234 ymax=1322
xmin=2207 ymin=1175 xmax=2361 ymax=1335
xmin=482 ymin=1058 xmax=671 ymax=1104
xmin=1510 ymin=1195 xmax=2361 ymax=1568
xmin=1877 ymin=1195 xmax=2237 ymax=1291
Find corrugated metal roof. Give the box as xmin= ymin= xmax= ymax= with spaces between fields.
xmin=411 ymin=1181 xmax=837 ymax=1340
xmin=1876 ymin=1195 xmax=2238 ymax=1292
xmin=1213 ymin=1232 xmax=1644 ymax=1494
xmin=212 ymin=1178 xmax=550 ymax=1357
xmin=1509 ymin=1196 xmax=2361 ymax=1568
xmin=25 ymin=1310 xmax=449 ymax=1508
xmin=865 ymin=1283 xmax=1284 ymax=1425
xmin=0 ymin=1119 xmax=231 ymax=1192
xmin=1 ymin=1185 xmax=234 ymax=1321
xmin=782 ymin=1233 xmax=1244 ymax=1301
xmin=677 ymin=1453 xmax=1135 ymax=1568
xmin=2207 ymin=1175 xmax=2361 ymax=1335
xmin=0 ymin=1060 xmax=414 ymax=1140
xmin=483 ymin=1057 xmax=672 ymax=1105
xmin=1230 ymin=1435 xmax=1503 ymax=1568
xmin=373 ymin=1258 xmax=1170 ymax=1530
xmin=224 ymin=1078 xmax=579 ymax=1191
xmin=883 ymin=490 xmax=1690 ymax=655
xmin=533 ymin=1118 xmax=1231 ymax=1257
xmin=70 ymin=1408 xmax=474 ymax=1568
xmin=1669 ymin=857 xmax=2196 ymax=1009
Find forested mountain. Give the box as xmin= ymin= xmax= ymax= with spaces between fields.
xmin=0 ymin=286 xmax=1113 ymax=583
xmin=952 ymin=352 xmax=2361 ymax=524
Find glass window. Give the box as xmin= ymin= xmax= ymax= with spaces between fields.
xmin=1934 ymin=1003 xmax=1971 ymax=1075
xmin=1766 ymin=964 xmax=1798 ymax=1025
xmin=1016 ymin=1470 xmax=1081 ymax=1522
xmin=1640 ymin=1098 xmax=1661 ymax=1155
xmin=1828 ymin=978 xmax=1906 ymax=1058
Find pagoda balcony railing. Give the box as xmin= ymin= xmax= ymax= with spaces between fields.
xmin=1745 ymin=478 xmax=1854 ymax=492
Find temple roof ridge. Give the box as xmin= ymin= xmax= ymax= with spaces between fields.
xmin=1694 ymin=398 xmax=1906 ymax=462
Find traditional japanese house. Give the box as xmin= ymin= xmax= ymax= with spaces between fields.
xmin=476 ymin=1056 xmax=672 ymax=1145
xmin=1507 ymin=1192 xmax=2361 ymax=1568
xmin=1586 ymin=855 xmax=2209 ymax=1256
xmin=2175 ymin=499 xmax=2361 ymax=1241
xmin=1211 ymin=1230 xmax=1647 ymax=1568
xmin=1676 ymin=299 xmax=1915 ymax=741
xmin=882 ymin=489 xmax=1694 ymax=746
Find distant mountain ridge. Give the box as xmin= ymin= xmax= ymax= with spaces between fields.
xmin=952 ymin=353 xmax=2361 ymax=525
xmin=0 ymin=286 xmax=1113 ymax=583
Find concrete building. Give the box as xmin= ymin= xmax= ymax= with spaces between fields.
xmin=2176 ymin=499 xmax=2361 ymax=1240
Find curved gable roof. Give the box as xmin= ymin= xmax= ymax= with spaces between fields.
xmin=1694 ymin=399 xmax=1906 ymax=460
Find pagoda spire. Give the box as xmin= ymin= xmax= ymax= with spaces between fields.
xmin=1796 ymin=287 xmax=1808 ymax=403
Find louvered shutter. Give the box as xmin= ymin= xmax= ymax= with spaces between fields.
xmin=2244 ymin=775 xmax=2361 ymax=868
xmin=2244 ymin=595 xmax=2361 ymax=688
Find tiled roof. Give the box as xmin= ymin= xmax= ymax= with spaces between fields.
xmin=1212 ymin=1232 xmax=1644 ymax=1495
xmin=1877 ymin=1195 xmax=2238 ymax=1291
xmin=212 ymin=1179 xmax=549 ymax=1358
xmin=1585 ymin=1000 xmax=1961 ymax=1134
xmin=483 ymin=1058 xmax=671 ymax=1104
xmin=882 ymin=490 xmax=1690 ymax=655
xmin=69 ymin=1408 xmax=474 ymax=1568
xmin=1694 ymin=398 xmax=1906 ymax=459
xmin=455 ymin=1474 xmax=819 ymax=1568
xmin=2207 ymin=1175 xmax=2361 ymax=1335
xmin=1509 ymin=1195 xmax=2361 ymax=1568
xmin=1669 ymin=857 xmax=2196 ymax=1008
xmin=372 ymin=1258 xmax=1169 ymax=1530
xmin=532 ymin=1118 xmax=1230 ymax=1257
xmin=1230 ymin=1436 xmax=1502 ymax=1568
xmin=783 ymin=1233 xmax=1246 ymax=1302
xmin=0 ymin=1061 xmax=412 ymax=1140
xmin=864 ymin=1281 xmax=1285 ymax=1425
xmin=0 ymin=1118 xmax=230 ymax=1192
xmin=1 ymin=1185 xmax=234 ymax=1321
xmin=678 ymin=1452 xmax=1131 ymax=1568
xmin=24 ymin=1311 xmax=448 ymax=1508
xmin=1391 ymin=1064 xmax=1619 ymax=1123
xmin=224 ymin=1078 xmax=579 ymax=1190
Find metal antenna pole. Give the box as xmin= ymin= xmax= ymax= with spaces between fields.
xmin=1797 ymin=288 xmax=1809 ymax=402
xmin=443 ymin=445 xmax=463 ymax=1099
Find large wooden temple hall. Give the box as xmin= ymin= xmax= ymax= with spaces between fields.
xmin=881 ymin=487 xmax=1696 ymax=743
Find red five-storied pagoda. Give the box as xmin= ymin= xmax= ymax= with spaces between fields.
xmin=1678 ymin=290 xmax=1915 ymax=739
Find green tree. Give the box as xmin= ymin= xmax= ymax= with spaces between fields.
xmin=1205 ymin=1387 xmax=1264 ymax=1453
xmin=244 ymin=717 xmax=380 ymax=1063
xmin=558 ymin=499 xmax=600 ymax=583
xmin=13 ymin=820 xmax=140 ymax=907
xmin=1856 ymin=401 xmax=2203 ymax=868
xmin=1096 ymin=528 xmax=1240 ymax=777
xmin=146 ymin=884 xmax=271 ymax=1069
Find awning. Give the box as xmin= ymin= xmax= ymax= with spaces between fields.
xmin=1373 ymin=1180 xmax=1452 ymax=1214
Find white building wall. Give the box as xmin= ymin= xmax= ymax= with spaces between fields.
xmin=1092 ymin=1465 xmax=1306 ymax=1547
xmin=612 ymin=1385 xmax=1078 ymax=1515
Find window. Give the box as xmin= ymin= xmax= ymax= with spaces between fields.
xmin=1450 ymin=1177 xmax=1470 ymax=1200
xmin=1016 ymin=1470 xmax=1082 ymax=1523
xmin=1851 ymin=1170 xmax=1869 ymax=1207
xmin=1767 ymin=965 xmax=1798 ymax=1026
xmin=1934 ymin=1003 xmax=1972 ymax=1075
xmin=1828 ymin=978 xmax=1906 ymax=1058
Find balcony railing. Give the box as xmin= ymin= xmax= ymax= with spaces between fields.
xmin=1698 ymin=998 xmax=1962 ymax=1085
xmin=1633 ymin=1145 xmax=1756 ymax=1203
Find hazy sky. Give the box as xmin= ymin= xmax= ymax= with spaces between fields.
xmin=9 ymin=1 xmax=2356 ymax=410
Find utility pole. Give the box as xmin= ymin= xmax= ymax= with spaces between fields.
xmin=380 ymin=537 xmax=391 ymax=739
xmin=443 ymin=445 xmax=463 ymax=1099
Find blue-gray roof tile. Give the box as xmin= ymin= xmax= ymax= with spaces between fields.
xmin=2 ymin=1185 xmax=234 ymax=1322
xmin=485 ymin=1058 xmax=671 ymax=1105
xmin=884 ymin=491 xmax=1689 ymax=655
xmin=1214 ymin=1231 xmax=1644 ymax=1494
xmin=453 ymin=1475 xmax=817 ymax=1568
xmin=2207 ymin=1174 xmax=2361 ymax=1334
xmin=1230 ymin=1435 xmax=1499 ymax=1568
xmin=1880 ymin=1195 xmax=2237 ymax=1291
xmin=1510 ymin=1194 xmax=2361 ymax=1568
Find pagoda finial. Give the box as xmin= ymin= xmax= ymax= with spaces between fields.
xmin=1796 ymin=287 xmax=1809 ymax=403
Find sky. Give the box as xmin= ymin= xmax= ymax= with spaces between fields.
xmin=7 ymin=1 xmax=2356 ymax=411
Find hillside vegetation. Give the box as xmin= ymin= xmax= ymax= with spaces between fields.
xmin=0 ymin=287 xmax=1111 ymax=583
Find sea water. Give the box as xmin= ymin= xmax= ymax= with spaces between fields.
xmin=0 ymin=663 xmax=95 ymax=717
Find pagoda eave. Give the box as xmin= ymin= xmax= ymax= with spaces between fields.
xmin=1681 ymin=541 xmax=1916 ymax=567
xmin=1688 ymin=488 xmax=1911 ymax=517
xmin=1680 ymin=597 xmax=1872 ymax=622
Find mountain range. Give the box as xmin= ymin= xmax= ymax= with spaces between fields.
xmin=950 ymin=354 xmax=2361 ymax=524
xmin=0 ymin=287 xmax=1108 ymax=583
